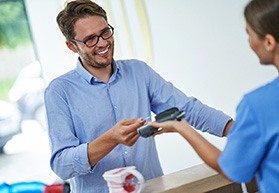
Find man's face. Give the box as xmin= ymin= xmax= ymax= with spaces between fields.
xmin=69 ymin=15 xmax=114 ymax=70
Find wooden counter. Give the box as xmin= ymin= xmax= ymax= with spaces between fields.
xmin=141 ymin=164 xmax=258 ymax=193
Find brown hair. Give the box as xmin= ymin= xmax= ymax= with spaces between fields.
xmin=244 ymin=0 xmax=279 ymax=42
xmin=56 ymin=0 xmax=107 ymax=40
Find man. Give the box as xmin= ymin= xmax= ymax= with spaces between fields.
xmin=44 ymin=0 xmax=233 ymax=192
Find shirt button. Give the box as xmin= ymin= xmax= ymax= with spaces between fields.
xmin=124 ymin=151 xmax=128 ymax=155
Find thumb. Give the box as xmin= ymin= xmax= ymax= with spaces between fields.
xmin=149 ymin=121 xmax=161 ymax=128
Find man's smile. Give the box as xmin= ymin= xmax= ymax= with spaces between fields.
xmin=96 ymin=46 xmax=109 ymax=55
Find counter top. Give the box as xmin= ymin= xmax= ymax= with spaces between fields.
xmin=141 ymin=164 xmax=257 ymax=193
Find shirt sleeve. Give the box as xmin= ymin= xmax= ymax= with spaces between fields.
xmin=218 ymin=97 xmax=265 ymax=183
xmin=44 ymin=84 xmax=92 ymax=180
xmin=144 ymin=64 xmax=231 ymax=136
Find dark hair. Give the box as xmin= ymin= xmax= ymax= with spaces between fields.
xmin=56 ymin=0 xmax=107 ymax=40
xmin=244 ymin=0 xmax=279 ymax=42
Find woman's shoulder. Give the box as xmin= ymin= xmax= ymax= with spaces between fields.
xmin=246 ymin=76 xmax=279 ymax=98
xmin=240 ymin=76 xmax=279 ymax=112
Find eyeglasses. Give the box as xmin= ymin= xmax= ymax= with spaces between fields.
xmin=71 ymin=24 xmax=114 ymax=47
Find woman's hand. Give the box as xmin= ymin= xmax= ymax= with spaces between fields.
xmin=149 ymin=119 xmax=191 ymax=136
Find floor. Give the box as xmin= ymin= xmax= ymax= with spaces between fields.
xmin=0 ymin=120 xmax=61 ymax=185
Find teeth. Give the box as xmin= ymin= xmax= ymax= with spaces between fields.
xmin=97 ymin=48 xmax=108 ymax=55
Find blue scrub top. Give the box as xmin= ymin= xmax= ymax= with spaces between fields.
xmin=219 ymin=76 xmax=279 ymax=193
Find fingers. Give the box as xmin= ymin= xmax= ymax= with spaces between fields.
xmin=119 ymin=124 xmax=140 ymax=146
xmin=122 ymin=118 xmax=145 ymax=126
xmin=149 ymin=121 xmax=169 ymax=128
xmin=149 ymin=120 xmax=178 ymax=134
xmin=151 ymin=127 xmax=165 ymax=137
xmin=150 ymin=119 xmax=189 ymax=135
xmin=122 ymin=118 xmax=146 ymax=133
xmin=125 ymin=132 xmax=140 ymax=146
xmin=121 ymin=118 xmax=138 ymax=126
xmin=114 ymin=118 xmax=145 ymax=146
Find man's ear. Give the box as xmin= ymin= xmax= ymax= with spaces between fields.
xmin=66 ymin=40 xmax=78 ymax=53
xmin=264 ymin=34 xmax=276 ymax=52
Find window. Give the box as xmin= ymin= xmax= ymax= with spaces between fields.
xmin=0 ymin=0 xmax=36 ymax=101
xmin=0 ymin=1 xmax=51 ymax=186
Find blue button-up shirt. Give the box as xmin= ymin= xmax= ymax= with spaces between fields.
xmin=44 ymin=59 xmax=231 ymax=193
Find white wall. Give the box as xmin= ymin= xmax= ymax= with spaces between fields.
xmin=25 ymin=0 xmax=277 ymax=175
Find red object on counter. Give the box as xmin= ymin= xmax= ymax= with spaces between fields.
xmin=43 ymin=183 xmax=64 ymax=193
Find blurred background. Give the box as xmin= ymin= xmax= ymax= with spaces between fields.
xmin=0 ymin=0 xmax=57 ymax=185
xmin=0 ymin=0 xmax=277 ymax=188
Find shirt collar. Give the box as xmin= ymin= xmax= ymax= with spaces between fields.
xmin=75 ymin=57 xmax=120 ymax=85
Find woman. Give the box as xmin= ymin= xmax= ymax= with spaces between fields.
xmin=150 ymin=0 xmax=279 ymax=192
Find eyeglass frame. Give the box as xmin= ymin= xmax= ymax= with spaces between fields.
xmin=70 ymin=24 xmax=114 ymax=48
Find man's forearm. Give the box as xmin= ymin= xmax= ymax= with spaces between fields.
xmin=87 ymin=129 xmax=118 ymax=167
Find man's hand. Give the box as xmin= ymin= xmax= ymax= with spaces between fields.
xmin=111 ymin=118 xmax=145 ymax=146
xmin=88 ymin=118 xmax=145 ymax=166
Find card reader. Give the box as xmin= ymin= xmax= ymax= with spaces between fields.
xmin=137 ymin=107 xmax=185 ymax=138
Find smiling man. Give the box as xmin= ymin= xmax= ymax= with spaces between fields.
xmin=44 ymin=0 xmax=233 ymax=192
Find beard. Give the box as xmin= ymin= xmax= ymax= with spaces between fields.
xmin=84 ymin=53 xmax=112 ymax=69
xmin=79 ymin=42 xmax=114 ymax=69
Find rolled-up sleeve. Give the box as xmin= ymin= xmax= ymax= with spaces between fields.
xmin=51 ymin=143 xmax=92 ymax=180
xmin=45 ymin=85 xmax=92 ymax=180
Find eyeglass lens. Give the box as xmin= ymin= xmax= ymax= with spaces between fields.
xmin=85 ymin=26 xmax=114 ymax=47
